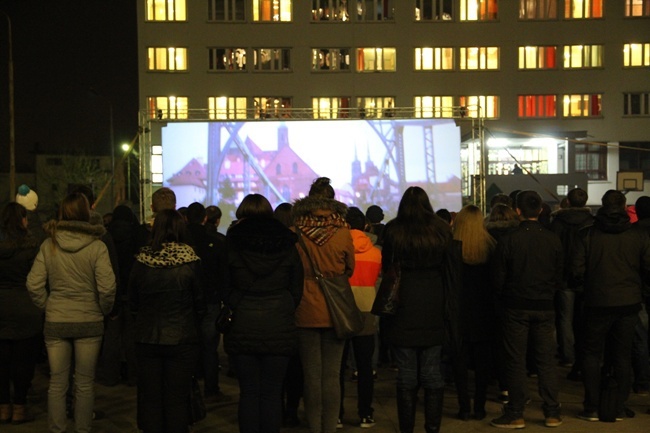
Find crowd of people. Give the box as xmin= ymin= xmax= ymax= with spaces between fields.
xmin=0 ymin=179 xmax=649 ymax=433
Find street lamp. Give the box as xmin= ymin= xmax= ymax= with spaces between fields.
xmin=1 ymin=10 xmax=15 ymax=201
xmin=89 ymin=88 xmax=115 ymax=207
xmin=121 ymin=143 xmax=131 ymax=201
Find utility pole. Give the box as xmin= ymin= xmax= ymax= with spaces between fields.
xmin=1 ymin=10 xmax=15 ymax=201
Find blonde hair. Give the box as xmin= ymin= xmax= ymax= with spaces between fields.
xmin=452 ymin=205 xmax=496 ymax=265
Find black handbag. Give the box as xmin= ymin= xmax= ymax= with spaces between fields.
xmin=297 ymin=230 xmax=364 ymax=339
xmin=371 ymin=262 xmax=400 ymax=317
xmin=189 ymin=376 xmax=206 ymax=423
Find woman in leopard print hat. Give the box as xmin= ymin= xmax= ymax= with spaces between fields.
xmin=129 ymin=209 xmax=205 ymax=433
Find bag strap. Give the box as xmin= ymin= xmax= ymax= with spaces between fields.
xmin=296 ymin=229 xmax=324 ymax=278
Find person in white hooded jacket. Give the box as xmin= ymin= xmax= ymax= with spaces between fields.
xmin=26 ymin=192 xmax=116 ymax=433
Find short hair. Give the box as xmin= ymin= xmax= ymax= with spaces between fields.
xmin=273 ymin=203 xmax=293 ymax=227
xmin=509 ymin=190 xmax=522 ymax=210
xmin=186 ymin=202 xmax=206 ymax=224
xmin=308 ymin=177 xmax=335 ymax=199
xmin=436 ymin=208 xmax=452 ymax=224
xmin=365 ymin=205 xmax=384 ymax=223
xmin=601 ymin=190 xmax=626 ymax=211
xmin=59 ymin=192 xmax=91 ymax=222
xmin=488 ymin=203 xmax=519 ymax=222
xmin=346 ymin=206 xmax=367 ymax=231
xmin=635 ymin=196 xmax=650 ymax=220
xmin=516 ymin=190 xmax=543 ymax=219
xmin=567 ymin=188 xmax=588 ymax=207
xmin=151 ymin=187 xmax=176 ymax=213
xmin=205 ymin=205 xmax=222 ymax=225
xmin=236 ymin=194 xmax=273 ymax=219
xmin=490 ymin=193 xmax=512 ymax=209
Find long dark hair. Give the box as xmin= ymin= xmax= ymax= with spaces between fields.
xmin=387 ymin=186 xmax=451 ymax=259
xmin=1 ymin=202 xmax=29 ymax=240
xmin=59 ymin=192 xmax=91 ymax=222
xmin=150 ymin=209 xmax=189 ymax=251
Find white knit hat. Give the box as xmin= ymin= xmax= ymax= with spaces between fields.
xmin=16 ymin=184 xmax=38 ymax=211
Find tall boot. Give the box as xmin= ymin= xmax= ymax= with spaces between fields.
xmin=424 ymin=388 xmax=444 ymax=433
xmin=396 ymin=388 xmax=418 ymax=433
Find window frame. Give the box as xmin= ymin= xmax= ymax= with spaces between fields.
xmin=356 ymin=97 xmax=396 ymax=118
xmin=415 ymin=47 xmax=454 ymax=70
xmin=624 ymin=43 xmax=650 ymax=67
xmin=208 ymin=48 xmax=247 ymax=71
xmin=252 ymin=48 xmax=292 ymax=72
xmin=414 ymin=96 xmax=455 ymax=118
xmin=252 ymin=0 xmax=292 ymax=22
xmin=356 ymin=48 xmax=397 ymax=72
xmin=147 ymin=96 xmax=189 ymax=119
xmin=356 ymin=0 xmax=395 ymax=21
xmin=146 ymin=0 xmax=186 ymax=21
xmin=208 ymin=0 xmax=246 ymax=21
xmin=562 ymin=93 xmax=602 ymax=117
xmin=458 ymin=95 xmax=499 ymax=118
xmin=459 ymin=0 xmax=498 ymax=21
xmin=208 ymin=96 xmax=248 ymax=119
xmin=518 ymin=45 xmax=557 ymax=69
xmin=625 ymin=0 xmax=650 ymax=17
xmin=572 ymin=142 xmax=607 ymax=180
xmin=518 ymin=0 xmax=558 ymax=20
xmin=253 ymin=97 xmax=292 ymax=119
xmin=517 ymin=94 xmax=558 ymax=118
xmin=311 ymin=48 xmax=351 ymax=71
xmin=415 ymin=0 xmax=454 ymax=21
xmin=562 ymin=44 xmax=603 ymax=69
xmin=312 ymin=97 xmax=352 ymax=119
xmin=459 ymin=47 xmax=500 ymax=70
xmin=623 ymin=92 xmax=650 ymax=116
xmin=147 ymin=47 xmax=188 ymax=71
xmin=311 ymin=0 xmax=351 ymax=21
xmin=564 ymin=0 xmax=603 ymax=19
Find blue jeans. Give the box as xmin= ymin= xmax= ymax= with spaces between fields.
xmin=46 ymin=336 xmax=103 ymax=433
xmin=200 ymin=303 xmax=221 ymax=395
xmin=235 ymin=354 xmax=289 ymax=433
xmin=392 ymin=345 xmax=444 ymax=392
xmin=299 ymin=328 xmax=345 ymax=433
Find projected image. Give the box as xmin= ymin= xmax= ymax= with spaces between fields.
xmin=161 ymin=119 xmax=462 ymax=226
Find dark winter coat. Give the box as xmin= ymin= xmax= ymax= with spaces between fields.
xmin=224 ymin=217 xmax=303 ymax=357
xmin=381 ymin=219 xmax=452 ymax=348
xmin=571 ymin=208 xmax=650 ymax=309
xmin=107 ymin=216 xmax=139 ymax=299
xmin=0 ymin=232 xmax=42 ymax=340
xmin=493 ymin=219 xmax=564 ymax=310
xmin=458 ymin=261 xmax=496 ymax=343
xmin=129 ymin=242 xmax=205 ymax=345
xmin=549 ymin=207 xmax=594 ymax=284
xmin=187 ymin=222 xmax=227 ymax=305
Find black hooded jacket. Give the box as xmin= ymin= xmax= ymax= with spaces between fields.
xmin=549 ymin=207 xmax=594 ymax=283
xmin=224 ymin=217 xmax=303 ymax=357
xmin=571 ymin=208 xmax=650 ymax=309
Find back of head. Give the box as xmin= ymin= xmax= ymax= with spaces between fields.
xmin=365 ymin=205 xmax=384 ymax=224
xmin=397 ymin=186 xmax=435 ymax=221
xmin=308 ymin=177 xmax=335 ymax=199
xmin=567 ymin=188 xmax=588 ymax=207
xmin=436 ymin=208 xmax=452 ymax=224
xmin=516 ymin=190 xmax=543 ymax=219
xmin=187 ymin=202 xmax=206 ymax=225
xmin=69 ymin=184 xmax=96 ymax=208
xmin=2 ymin=202 xmax=28 ymax=239
xmin=151 ymin=209 xmax=188 ymax=251
xmin=453 ymin=204 xmax=494 ymax=264
xmin=488 ymin=203 xmax=519 ymax=222
xmin=236 ymin=194 xmax=273 ymax=219
xmin=151 ymin=187 xmax=177 ymax=213
xmin=59 ymin=192 xmax=91 ymax=222
xmin=112 ymin=205 xmax=138 ymax=224
xmin=601 ymin=189 xmax=626 ymax=212
xmin=346 ymin=206 xmax=367 ymax=231
xmin=490 ymin=193 xmax=512 ymax=209
xmin=635 ymin=196 xmax=650 ymax=220
xmin=509 ymin=190 xmax=522 ymax=210
xmin=205 ymin=205 xmax=222 ymax=225
xmin=273 ymin=202 xmax=293 ymax=227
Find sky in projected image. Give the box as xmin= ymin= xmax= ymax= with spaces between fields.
xmin=161 ymin=119 xmax=461 ymax=219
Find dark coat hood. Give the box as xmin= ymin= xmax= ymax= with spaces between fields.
xmin=594 ymin=208 xmax=631 ymax=234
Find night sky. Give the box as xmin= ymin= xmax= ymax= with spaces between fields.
xmin=0 ymin=0 xmax=138 ymax=173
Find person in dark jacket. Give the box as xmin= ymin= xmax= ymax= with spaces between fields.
xmin=549 ymin=188 xmax=594 ymax=375
xmin=129 ymin=209 xmax=205 ymax=433
xmin=225 ymin=194 xmax=303 ymax=433
xmin=571 ymin=190 xmax=650 ymax=421
xmin=491 ymin=190 xmax=564 ymax=429
xmin=0 ymin=202 xmax=42 ymax=424
xmin=381 ymin=186 xmax=452 ymax=433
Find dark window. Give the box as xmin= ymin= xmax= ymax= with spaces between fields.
xmin=619 ymin=142 xmax=650 ymax=178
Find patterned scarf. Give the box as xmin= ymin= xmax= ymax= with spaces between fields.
xmin=294 ymin=213 xmax=349 ymax=246
xmin=136 ymin=242 xmax=200 ymax=268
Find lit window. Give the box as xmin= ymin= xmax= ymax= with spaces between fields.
xmin=253 ymin=0 xmax=292 ymax=21
xmin=518 ymin=46 xmax=557 ymax=69
xmin=253 ymin=48 xmax=291 ymax=71
xmin=519 ymin=0 xmax=557 ymax=19
xmin=623 ymin=92 xmax=650 ymax=116
xmin=562 ymin=94 xmax=602 ymax=117
xmin=312 ymin=97 xmax=352 ymax=119
xmin=208 ymin=97 xmax=248 ymax=119
xmin=564 ymin=0 xmax=603 ymax=19
xmin=357 ymin=0 xmax=395 ymax=21
xmin=208 ymin=48 xmax=247 ymax=71
xmin=518 ymin=95 xmax=557 ymax=117
xmin=312 ymin=0 xmax=350 ymax=21
xmin=311 ymin=48 xmax=351 ymax=71
xmin=356 ymin=48 xmax=397 ymax=72
xmin=573 ymin=143 xmax=606 ymax=180
xmin=415 ymin=0 xmax=453 ymax=20
xmin=624 ymin=43 xmax=650 ymax=67
xmin=356 ymin=97 xmax=396 ymax=118
xmin=253 ymin=97 xmax=292 ymax=119
xmin=208 ymin=0 xmax=245 ymax=21
xmin=458 ymin=95 xmax=499 ymax=118
xmin=414 ymin=96 xmax=454 ymax=118
xmin=459 ymin=47 xmax=499 ymax=70
xmin=625 ymin=0 xmax=650 ymax=16
xmin=146 ymin=0 xmax=186 ymax=21
xmin=415 ymin=47 xmax=454 ymax=70
xmin=147 ymin=96 xmax=189 ymax=119
xmin=563 ymin=45 xmax=603 ymax=68
xmin=147 ymin=47 xmax=187 ymax=71
xmin=460 ymin=0 xmax=498 ymax=21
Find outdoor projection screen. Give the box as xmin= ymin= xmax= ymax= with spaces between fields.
xmin=160 ymin=119 xmax=462 ymax=225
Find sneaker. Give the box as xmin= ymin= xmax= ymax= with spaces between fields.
xmin=337 ymin=419 xmax=343 ymax=429
xmin=577 ymin=411 xmax=598 ymax=422
xmin=360 ymin=417 xmax=375 ymax=428
xmin=497 ymin=390 xmax=509 ymax=404
xmin=545 ymin=416 xmax=563 ymax=427
xmin=490 ymin=414 xmax=525 ymax=429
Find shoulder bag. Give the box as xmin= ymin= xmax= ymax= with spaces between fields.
xmin=371 ymin=260 xmax=401 ymax=317
xmin=297 ymin=230 xmax=364 ymax=339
